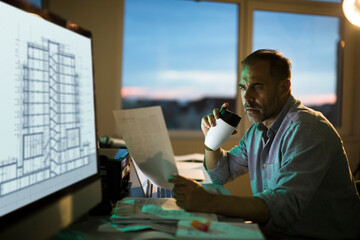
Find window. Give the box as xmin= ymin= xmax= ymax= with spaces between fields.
xmin=122 ymin=0 xmax=344 ymax=131
xmin=122 ymin=0 xmax=238 ymax=130
xmin=253 ymin=11 xmax=342 ymax=126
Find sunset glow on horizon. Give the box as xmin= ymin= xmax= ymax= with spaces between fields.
xmin=122 ymin=85 xmax=337 ymax=106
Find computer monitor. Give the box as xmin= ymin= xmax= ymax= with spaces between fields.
xmin=0 ymin=0 xmax=101 ymax=239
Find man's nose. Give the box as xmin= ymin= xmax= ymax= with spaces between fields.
xmin=243 ymin=89 xmax=254 ymax=103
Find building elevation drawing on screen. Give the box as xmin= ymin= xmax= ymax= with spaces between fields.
xmin=0 ymin=38 xmax=94 ymax=198
xmin=0 ymin=33 xmax=96 ymax=217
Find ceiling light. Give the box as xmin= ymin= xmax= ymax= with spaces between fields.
xmin=343 ymin=0 xmax=360 ymax=27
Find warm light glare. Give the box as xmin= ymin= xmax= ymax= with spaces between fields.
xmin=343 ymin=0 xmax=360 ymax=27
xmin=341 ymin=40 xmax=345 ymax=48
xmin=30 ymin=13 xmax=42 ymax=19
xmin=67 ymin=21 xmax=79 ymax=30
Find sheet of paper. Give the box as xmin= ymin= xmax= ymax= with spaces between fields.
xmin=174 ymin=153 xmax=204 ymax=162
xmin=141 ymin=205 xmax=218 ymax=222
xmin=176 ymin=162 xmax=205 ymax=181
xmin=178 ymin=168 xmax=205 ymax=181
xmin=115 ymin=197 xmax=181 ymax=210
xmin=176 ymin=221 xmax=264 ymax=240
xmin=113 ymin=106 xmax=178 ymax=189
xmin=111 ymin=198 xmax=181 ymax=224
xmin=176 ymin=162 xmax=213 ymax=183
xmin=111 ymin=197 xmax=218 ymax=223
xmin=98 ymin=222 xmax=177 ymax=234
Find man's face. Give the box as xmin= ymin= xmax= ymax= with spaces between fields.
xmin=239 ymin=60 xmax=285 ymax=127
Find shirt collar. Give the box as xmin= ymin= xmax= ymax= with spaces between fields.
xmin=268 ymin=94 xmax=296 ymax=134
xmin=256 ymin=94 xmax=296 ymax=137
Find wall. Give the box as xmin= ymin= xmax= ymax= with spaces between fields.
xmin=342 ymin=24 xmax=360 ymax=176
xmin=349 ymin=29 xmax=360 ymax=178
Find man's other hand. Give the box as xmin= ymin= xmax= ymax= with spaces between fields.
xmin=168 ymin=175 xmax=215 ymax=213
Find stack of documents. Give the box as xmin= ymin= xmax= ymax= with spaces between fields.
xmin=101 ymin=197 xmax=217 ymax=235
xmin=110 ymin=197 xmax=218 ymax=224
xmin=103 ymin=197 xmax=264 ymax=239
xmin=176 ymin=220 xmax=265 ymax=239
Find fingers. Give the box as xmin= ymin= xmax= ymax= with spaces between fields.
xmin=168 ymin=175 xmax=201 ymax=194
xmin=173 ymin=191 xmax=186 ymax=201
xmin=175 ymin=198 xmax=185 ymax=208
xmin=201 ymin=102 xmax=230 ymax=136
xmin=169 ymin=175 xmax=188 ymax=207
xmin=220 ymin=102 xmax=229 ymax=112
xmin=201 ymin=116 xmax=210 ymax=129
xmin=208 ymin=113 xmax=217 ymax=127
xmin=172 ymin=183 xmax=187 ymax=194
xmin=169 ymin=175 xmax=204 ymax=210
xmin=212 ymin=107 xmax=220 ymax=120
xmin=202 ymin=111 xmax=217 ymax=129
xmin=168 ymin=175 xmax=193 ymax=185
xmin=209 ymin=102 xmax=230 ymax=123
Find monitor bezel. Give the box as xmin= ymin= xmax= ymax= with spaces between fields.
xmin=0 ymin=0 xmax=100 ymax=229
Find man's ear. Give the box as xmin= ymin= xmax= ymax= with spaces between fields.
xmin=280 ymin=78 xmax=291 ymax=96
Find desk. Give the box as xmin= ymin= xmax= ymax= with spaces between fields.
xmin=51 ymin=155 xmax=263 ymax=240
xmin=50 ymin=156 xmax=153 ymax=240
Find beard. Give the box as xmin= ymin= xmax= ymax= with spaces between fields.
xmin=244 ymin=102 xmax=263 ymax=123
xmin=244 ymin=97 xmax=281 ymax=124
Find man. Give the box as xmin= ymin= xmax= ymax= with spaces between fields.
xmin=168 ymin=49 xmax=360 ymax=239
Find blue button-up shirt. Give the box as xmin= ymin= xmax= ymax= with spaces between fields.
xmin=207 ymin=95 xmax=360 ymax=239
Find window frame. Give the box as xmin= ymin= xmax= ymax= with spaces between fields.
xmin=245 ymin=0 xmax=351 ymax=137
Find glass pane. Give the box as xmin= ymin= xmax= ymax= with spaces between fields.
xmin=122 ymin=0 xmax=238 ymax=130
xmin=28 ymin=0 xmax=42 ymax=8
xmin=253 ymin=11 xmax=341 ymax=126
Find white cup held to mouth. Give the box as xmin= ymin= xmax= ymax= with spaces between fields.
xmin=204 ymin=108 xmax=241 ymax=151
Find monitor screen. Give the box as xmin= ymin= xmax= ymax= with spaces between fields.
xmin=0 ymin=0 xmax=98 ymax=222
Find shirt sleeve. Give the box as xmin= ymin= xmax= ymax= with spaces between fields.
xmin=206 ymin=138 xmax=249 ymax=185
xmin=254 ymin=121 xmax=338 ymax=233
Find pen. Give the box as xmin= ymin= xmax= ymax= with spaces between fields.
xmin=191 ymin=220 xmax=211 ymax=232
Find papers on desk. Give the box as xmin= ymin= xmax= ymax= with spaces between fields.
xmin=176 ymin=221 xmax=264 ymax=240
xmin=105 ymin=197 xmax=216 ymax=235
xmin=111 ymin=197 xmax=218 ymax=224
xmin=105 ymin=197 xmax=264 ymax=239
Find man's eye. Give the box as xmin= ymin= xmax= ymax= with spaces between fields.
xmin=253 ymin=85 xmax=263 ymax=91
xmin=239 ymin=85 xmax=246 ymax=91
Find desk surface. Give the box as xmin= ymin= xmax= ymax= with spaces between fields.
xmin=51 ymin=152 xmax=261 ymax=240
xmin=50 ymin=161 xmax=157 ymax=240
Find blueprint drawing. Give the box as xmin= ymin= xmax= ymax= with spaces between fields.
xmin=0 ymin=39 xmax=93 ymax=197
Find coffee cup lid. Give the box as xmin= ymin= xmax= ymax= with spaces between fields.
xmin=220 ymin=108 xmax=241 ymax=127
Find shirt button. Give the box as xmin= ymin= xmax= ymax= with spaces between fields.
xmin=263 ymin=163 xmax=267 ymax=168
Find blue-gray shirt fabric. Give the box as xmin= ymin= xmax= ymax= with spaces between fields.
xmin=206 ymin=95 xmax=360 ymax=239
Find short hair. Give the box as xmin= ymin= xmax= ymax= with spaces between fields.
xmin=241 ymin=49 xmax=291 ymax=82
